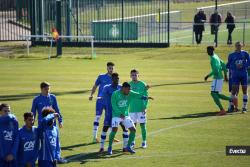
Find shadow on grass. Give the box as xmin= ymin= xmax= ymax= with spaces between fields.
xmin=150 ymin=81 xmax=211 ymax=88
xmin=149 ymin=111 xmax=219 ymax=120
xmin=61 ymin=142 xmax=96 ymax=151
xmin=65 ymin=149 xmax=124 ymax=164
xmin=0 ymin=90 xmax=90 ymax=101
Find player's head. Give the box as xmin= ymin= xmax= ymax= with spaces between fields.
xmin=107 ymin=62 xmax=115 ymax=74
xmin=112 ymin=72 xmax=119 ymax=85
xmin=207 ymin=46 xmax=214 ymax=56
xmin=40 ymin=81 xmax=50 ymax=95
xmin=42 ymin=107 xmax=56 ymax=126
xmin=130 ymin=69 xmax=139 ymax=81
xmin=121 ymin=82 xmax=130 ymax=95
xmin=24 ymin=112 xmax=34 ymax=128
xmin=235 ymin=41 xmax=242 ymax=52
xmin=0 ymin=103 xmax=10 ymax=116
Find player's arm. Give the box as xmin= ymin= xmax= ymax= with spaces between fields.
xmin=31 ymin=98 xmax=37 ymax=122
xmin=130 ymin=90 xmax=154 ymax=100
xmin=38 ymin=113 xmax=59 ymax=130
xmin=52 ymin=96 xmax=63 ymax=128
xmin=221 ymin=60 xmax=228 ymax=82
xmin=89 ymin=76 xmax=100 ymax=101
xmin=8 ymin=119 xmax=19 ymax=162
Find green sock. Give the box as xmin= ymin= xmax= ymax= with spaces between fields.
xmin=218 ymin=94 xmax=231 ymax=101
xmin=211 ymin=92 xmax=223 ymax=110
xmin=127 ymin=131 xmax=136 ymax=147
xmin=140 ymin=123 xmax=147 ymax=142
xmin=108 ymin=131 xmax=117 ymax=148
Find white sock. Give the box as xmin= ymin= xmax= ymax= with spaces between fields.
xmin=243 ymin=94 xmax=248 ymax=109
xmin=100 ymin=131 xmax=107 ymax=149
xmin=123 ymin=131 xmax=129 ymax=148
xmin=93 ymin=116 xmax=101 ymax=139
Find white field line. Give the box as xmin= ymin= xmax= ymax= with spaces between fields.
xmin=197 ymin=0 xmax=250 ymax=10
xmin=93 ymin=11 xmax=180 ymax=22
xmin=66 ymin=116 xmax=218 ymax=161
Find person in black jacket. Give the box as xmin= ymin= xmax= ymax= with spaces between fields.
xmin=193 ymin=9 xmax=207 ymax=44
xmin=210 ymin=10 xmax=222 ymax=44
xmin=225 ymin=12 xmax=235 ymax=45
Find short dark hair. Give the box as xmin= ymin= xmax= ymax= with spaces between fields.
xmin=112 ymin=72 xmax=119 ymax=78
xmin=0 ymin=103 xmax=10 ymax=111
xmin=40 ymin=82 xmax=50 ymax=89
xmin=42 ymin=107 xmax=55 ymax=117
xmin=207 ymin=46 xmax=215 ymax=51
xmin=122 ymin=82 xmax=131 ymax=88
xmin=130 ymin=69 xmax=138 ymax=74
xmin=24 ymin=112 xmax=34 ymax=120
xmin=107 ymin=62 xmax=115 ymax=67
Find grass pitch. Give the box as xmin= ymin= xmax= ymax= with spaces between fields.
xmin=0 ymin=43 xmax=249 ymax=167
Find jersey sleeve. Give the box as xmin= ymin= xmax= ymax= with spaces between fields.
xmin=38 ymin=114 xmax=55 ymax=132
xmin=220 ymin=59 xmax=228 ymax=74
xmin=142 ymin=82 xmax=149 ymax=109
xmin=11 ymin=119 xmax=19 ymax=159
xmin=95 ymin=75 xmax=101 ymax=86
xmin=52 ymin=96 xmax=63 ymax=124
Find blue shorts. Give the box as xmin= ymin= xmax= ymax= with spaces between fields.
xmin=232 ymin=72 xmax=248 ymax=86
xmin=38 ymin=160 xmax=56 ymax=167
xmin=96 ymin=99 xmax=106 ymax=116
xmin=0 ymin=160 xmax=17 ymax=167
xmin=104 ymin=109 xmax=112 ymax=127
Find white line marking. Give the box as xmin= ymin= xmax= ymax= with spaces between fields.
xmin=67 ymin=116 xmax=218 ymax=161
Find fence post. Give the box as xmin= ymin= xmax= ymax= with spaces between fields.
xmin=192 ymin=23 xmax=194 ymax=45
xmin=66 ymin=0 xmax=72 ymax=41
xmin=243 ymin=22 xmax=246 ymax=46
xmin=56 ymin=0 xmax=62 ymax=56
xmin=30 ymin=0 xmax=36 ymax=46
xmin=121 ymin=0 xmax=124 ymax=43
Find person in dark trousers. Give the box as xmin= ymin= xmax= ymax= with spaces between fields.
xmin=210 ymin=10 xmax=222 ymax=44
xmin=193 ymin=9 xmax=207 ymax=44
xmin=225 ymin=12 xmax=235 ymax=45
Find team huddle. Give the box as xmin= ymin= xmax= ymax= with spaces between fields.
xmin=88 ymin=62 xmax=153 ymax=155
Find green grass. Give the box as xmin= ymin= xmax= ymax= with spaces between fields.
xmin=0 ymin=43 xmax=250 ymax=167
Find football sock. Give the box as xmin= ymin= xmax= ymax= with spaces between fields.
xmin=93 ymin=115 xmax=101 ymax=139
xmin=127 ymin=131 xmax=136 ymax=148
xmin=243 ymin=94 xmax=248 ymax=109
xmin=140 ymin=123 xmax=147 ymax=142
xmin=108 ymin=131 xmax=117 ymax=148
xmin=123 ymin=131 xmax=129 ymax=148
xmin=218 ymin=94 xmax=231 ymax=101
xmin=211 ymin=92 xmax=223 ymax=110
xmin=100 ymin=131 xmax=107 ymax=149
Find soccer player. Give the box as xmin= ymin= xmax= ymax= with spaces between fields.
xmin=38 ymin=107 xmax=60 ymax=167
xmin=99 ymin=73 xmax=129 ymax=153
xmin=108 ymin=82 xmax=153 ymax=155
xmin=31 ymin=82 xmax=67 ymax=164
xmin=18 ymin=112 xmax=39 ymax=167
xmin=89 ymin=62 xmax=114 ymax=143
xmin=129 ymin=69 xmax=149 ymax=149
xmin=226 ymin=42 xmax=250 ymax=113
xmin=204 ymin=46 xmax=233 ymax=116
xmin=0 ymin=103 xmax=19 ymax=167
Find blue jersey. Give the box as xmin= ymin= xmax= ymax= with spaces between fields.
xmin=226 ymin=50 xmax=250 ymax=73
xmin=18 ymin=126 xmax=39 ymax=167
xmin=38 ymin=114 xmax=60 ymax=162
xmin=102 ymin=84 xmax=122 ymax=114
xmin=31 ymin=93 xmax=63 ymax=124
xmin=0 ymin=114 xmax=19 ymax=161
xmin=95 ymin=73 xmax=112 ymax=97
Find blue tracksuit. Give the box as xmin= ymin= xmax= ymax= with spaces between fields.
xmin=94 ymin=73 xmax=112 ymax=116
xmin=227 ymin=50 xmax=250 ymax=86
xmin=102 ymin=84 xmax=122 ymax=126
xmin=0 ymin=114 xmax=19 ymax=167
xmin=18 ymin=126 xmax=39 ymax=167
xmin=38 ymin=114 xmax=60 ymax=167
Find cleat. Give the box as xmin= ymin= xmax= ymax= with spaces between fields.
xmin=107 ymin=147 xmax=112 ymax=155
xmin=234 ymin=108 xmax=240 ymax=112
xmin=125 ymin=147 xmax=136 ymax=154
xmin=131 ymin=141 xmax=135 ymax=148
xmin=242 ymin=108 xmax=247 ymax=114
xmin=217 ymin=109 xmax=226 ymax=116
xmin=98 ymin=148 xmax=104 ymax=153
xmin=57 ymin=158 xmax=68 ymax=164
xmin=114 ymin=138 xmax=120 ymax=142
xmin=93 ymin=138 xmax=100 ymax=143
xmin=141 ymin=142 xmax=147 ymax=149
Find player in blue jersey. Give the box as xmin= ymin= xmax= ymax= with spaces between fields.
xmin=18 ymin=112 xmax=39 ymax=167
xmin=31 ymin=82 xmax=67 ymax=164
xmin=227 ymin=42 xmax=250 ymax=113
xmin=38 ymin=107 xmax=61 ymax=167
xmin=98 ymin=73 xmax=129 ymax=153
xmin=0 ymin=103 xmax=19 ymax=167
xmin=89 ymin=62 xmax=114 ymax=143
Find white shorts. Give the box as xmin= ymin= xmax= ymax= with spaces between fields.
xmin=112 ymin=116 xmax=135 ymax=129
xmin=129 ymin=111 xmax=147 ymax=124
xmin=211 ymin=79 xmax=223 ymax=92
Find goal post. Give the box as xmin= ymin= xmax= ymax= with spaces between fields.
xmin=20 ymin=35 xmax=95 ymax=59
